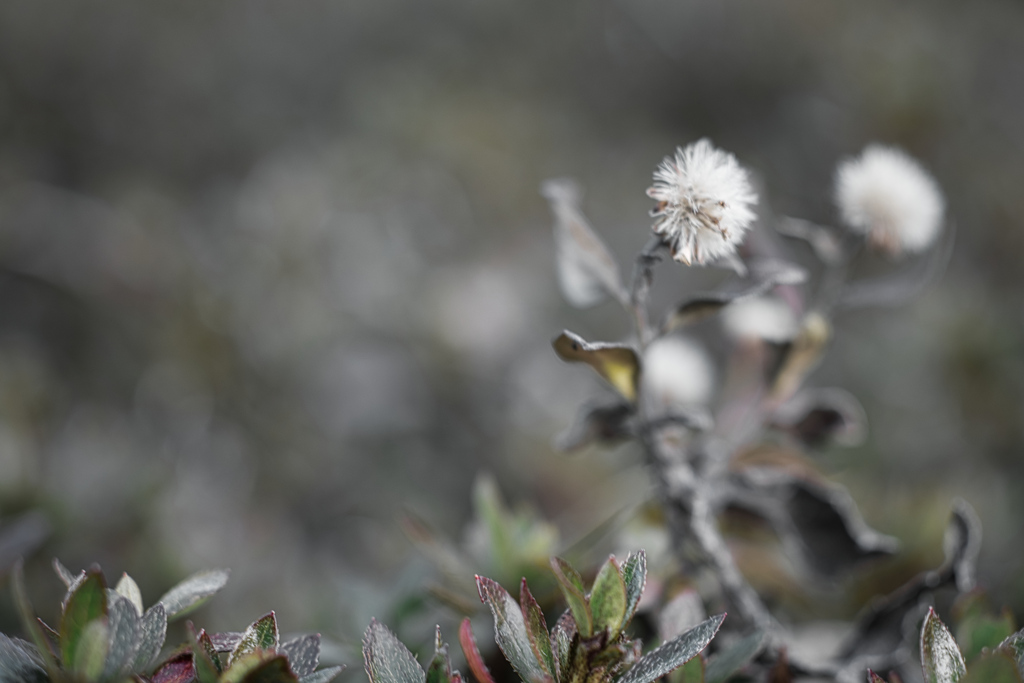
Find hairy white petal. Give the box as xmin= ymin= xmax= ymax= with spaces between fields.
xmin=721 ymin=295 xmax=798 ymax=343
xmin=834 ymin=144 xmax=945 ymax=256
xmin=647 ymin=139 xmax=758 ymax=265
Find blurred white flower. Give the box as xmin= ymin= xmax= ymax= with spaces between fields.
xmin=647 ymin=139 xmax=758 ymax=265
xmin=722 ymin=295 xmax=798 ymax=343
xmin=642 ymin=336 xmax=714 ymax=409
xmin=834 ymin=144 xmax=945 ymax=256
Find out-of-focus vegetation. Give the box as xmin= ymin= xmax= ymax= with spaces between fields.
xmin=0 ymin=0 xmax=1023 ymax=678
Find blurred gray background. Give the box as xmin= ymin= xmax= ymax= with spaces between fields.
xmin=0 ymin=0 xmax=1023 ymax=668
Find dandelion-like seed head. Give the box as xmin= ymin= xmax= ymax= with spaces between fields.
xmin=834 ymin=144 xmax=945 ymax=257
xmin=642 ymin=336 xmax=714 ymax=409
xmin=647 ymin=139 xmax=758 ymax=266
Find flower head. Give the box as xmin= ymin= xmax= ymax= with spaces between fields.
xmin=834 ymin=144 xmax=945 ymax=256
xmin=642 ymin=336 xmax=714 ymax=409
xmin=647 ymin=139 xmax=758 ymax=265
xmin=721 ymin=295 xmax=798 ymax=343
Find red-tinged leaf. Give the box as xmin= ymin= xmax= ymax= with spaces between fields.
xmin=550 ymin=611 xmax=577 ymax=683
xmin=152 ymin=652 xmax=196 ymax=683
xmin=589 ymin=556 xmax=627 ymax=637
xmin=188 ymin=623 xmax=221 ymax=683
xmin=476 ymin=576 xmax=552 ymax=683
xmin=621 ymin=551 xmax=647 ymax=628
xmin=221 ymin=651 xmax=298 ymax=683
xmin=921 ymin=608 xmax=966 ymax=683
xmin=60 ymin=567 xmax=108 ymax=670
xmin=520 ymin=579 xmax=555 ymax=678
xmin=459 ymin=618 xmax=496 ymax=683
xmin=549 ymin=558 xmax=592 ymax=637
xmin=867 ymin=670 xmax=888 ymax=683
xmin=229 ymin=612 xmax=280 ymax=666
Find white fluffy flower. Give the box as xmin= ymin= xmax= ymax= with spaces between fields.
xmin=647 ymin=139 xmax=758 ymax=265
xmin=834 ymin=144 xmax=945 ymax=256
xmin=642 ymin=336 xmax=714 ymax=409
xmin=722 ymin=295 xmax=798 ymax=343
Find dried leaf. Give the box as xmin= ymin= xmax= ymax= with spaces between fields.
xmin=589 ymin=556 xmax=627 ymax=637
xmin=553 ymin=331 xmax=640 ymax=401
xmin=770 ymin=388 xmax=867 ymax=448
xmin=662 ymin=258 xmax=807 ymax=332
xmin=157 ymin=568 xmax=230 ymax=620
xmin=476 ymin=576 xmax=552 ymax=683
xmin=921 ymin=608 xmax=966 ymax=683
xmin=769 ymin=312 xmax=831 ymax=403
xmin=775 ymin=216 xmax=845 ymax=265
xmin=942 ymin=499 xmax=982 ymax=593
xmin=363 ymin=620 xmax=425 ymax=683
xmin=541 ymin=178 xmax=626 ymax=308
xmin=617 ymin=614 xmax=725 ymax=683
xmin=554 ymin=401 xmax=635 ymax=452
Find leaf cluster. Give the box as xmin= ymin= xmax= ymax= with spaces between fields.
xmin=3 ymin=559 xmax=340 ymax=683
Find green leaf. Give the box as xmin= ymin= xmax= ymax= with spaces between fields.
xmin=132 ymin=603 xmax=168 ymax=672
xmin=0 ymin=633 xmax=48 ymax=683
xmin=71 ymin=618 xmax=109 ymax=681
xmin=299 ymin=666 xmax=345 ymax=683
xmin=704 ymin=631 xmax=765 ymax=683
xmin=673 ymin=655 xmax=704 ymax=683
xmin=229 ymin=612 xmax=280 ymax=665
xmin=474 ymin=475 xmax=513 ymax=572
xmin=961 ymin=652 xmax=1023 ymax=683
xmin=115 ymin=573 xmax=145 ymax=616
xmin=519 ymin=579 xmax=555 ymax=678
xmin=12 ymin=560 xmax=60 ymax=679
xmin=549 ymin=612 xmax=576 ymax=683
xmin=222 ymin=652 xmax=298 ymax=683
xmin=426 ymin=626 xmax=452 ymax=683
xmin=616 ymin=614 xmax=725 ymax=683
xmin=621 ymin=551 xmax=647 ymax=628
xmin=549 ymin=558 xmax=592 ymax=638
xmin=60 ymin=568 xmax=108 ymax=671
xmin=590 ymin=556 xmax=627 ymax=637
xmin=156 ymin=569 xmax=230 ymax=620
xmin=281 ymin=635 xmax=321 ymax=678
xmin=959 ymin=610 xmax=1016 ymax=664
xmin=363 ymin=620 xmax=425 ymax=683
xmin=921 ymin=608 xmax=967 ymax=683
xmin=998 ymin=629 xmax=1024 ymax=677
xmin=476 ymin=576 xmax=552 ymax=683
xmin=102 ymin=594 xmax=143 ymax=680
